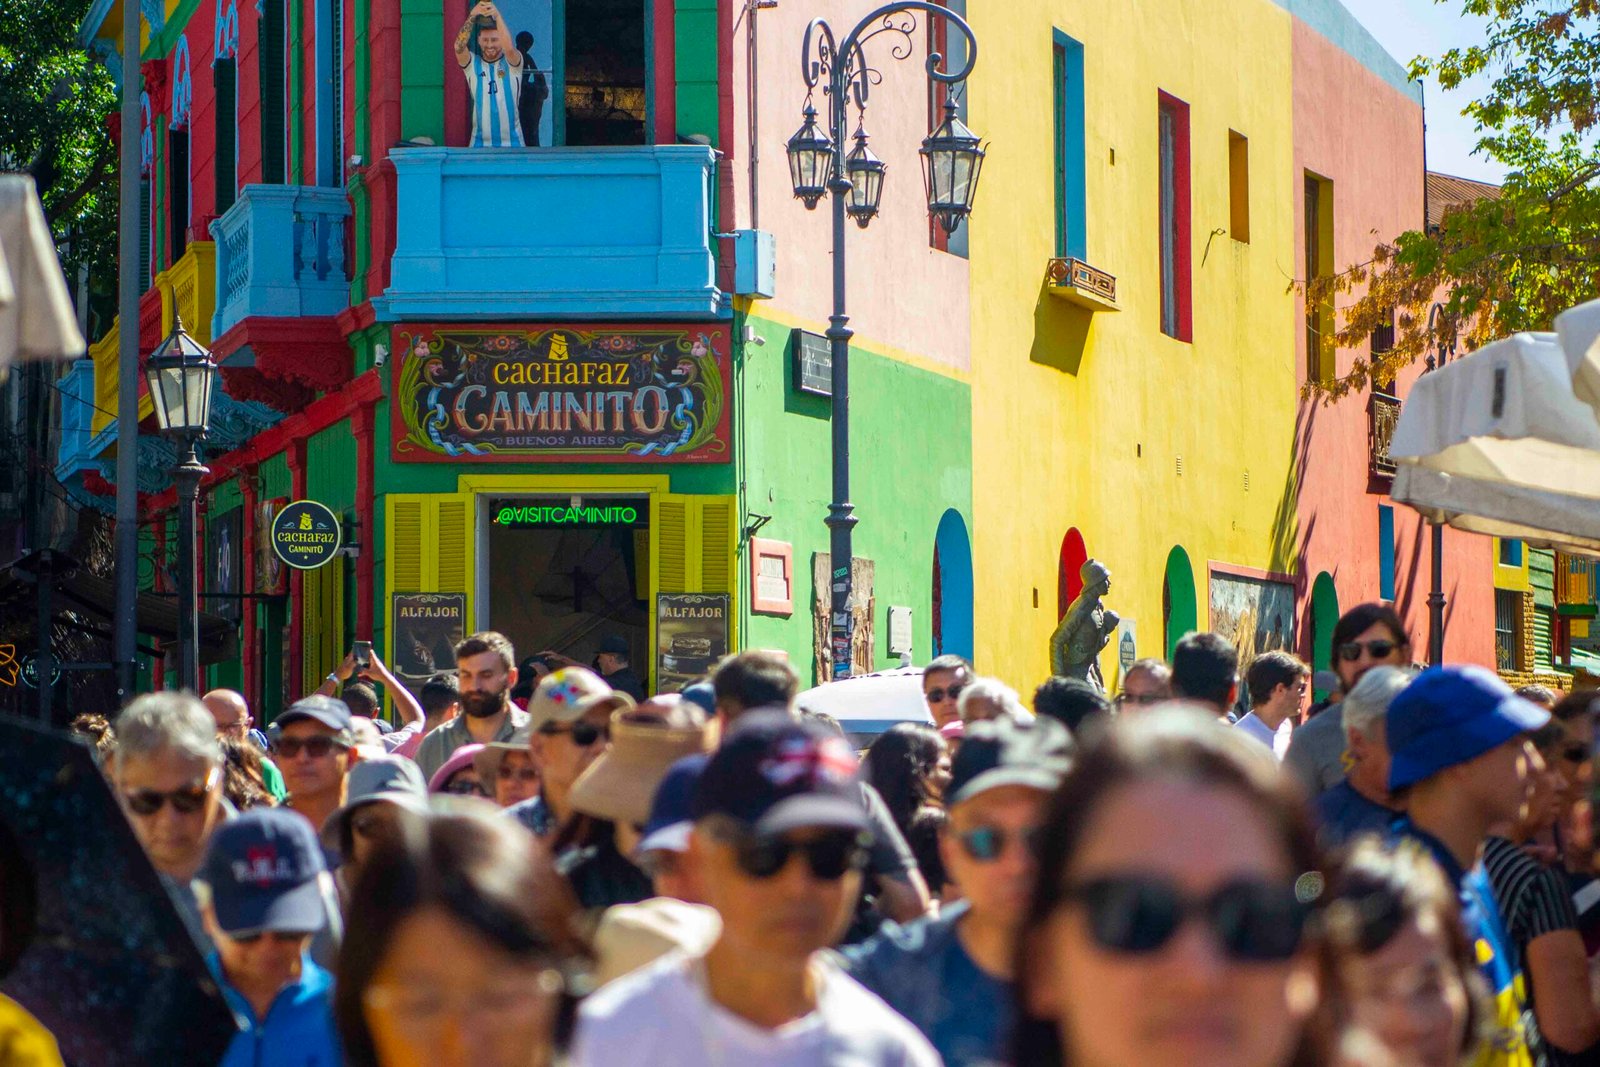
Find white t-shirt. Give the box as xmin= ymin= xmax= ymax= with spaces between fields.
xmin=571 ymin=950 xmax=943 ymax=1067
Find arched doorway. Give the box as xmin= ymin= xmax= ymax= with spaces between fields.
xmin=933 ymin=509 xmax=974 ymax=661
xmin=1162 ymin=546 xmax=1198 ymax=661
xmin=1057 ymin=528 xmax=1088 ymax=619
xmin=1310 ymin=572 xmax=1339 ymax=689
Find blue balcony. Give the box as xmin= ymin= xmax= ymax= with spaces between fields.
xmin=373 ymin=145 xmax=725 ymax=321
xmin=210 ymin=185 xmax=351 ymax=340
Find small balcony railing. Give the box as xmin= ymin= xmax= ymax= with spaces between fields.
xmin=210 ymin=185 xmax=351 ymax=339
xmin=1046 ymin=256 xmax=1118 ymax=311
xmin=1369 ymin=391 xmax=1401 ymax=478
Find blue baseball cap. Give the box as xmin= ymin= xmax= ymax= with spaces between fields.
xmin=1386 ymin=665 xmax=1551 ymax=791
xmin=636 ymin=753 xmax=708 ymax=855
xmin=200 ymin=808 xmax=329 ymax=936
xmin=691 ymin=711 xmax=867 ymax=837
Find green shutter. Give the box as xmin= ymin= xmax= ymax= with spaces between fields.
xmin=260 ymin=0 xmax=287 ymax=184
xmin=215 ymin=59 xmax=238 ymax=215
xmin=1534 ymin=607 xmax=1555 ymax=672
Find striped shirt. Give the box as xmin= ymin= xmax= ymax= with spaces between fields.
xmin=465 ymin=53 xmax=524 ymax=147
xmin=1481 ymin=836 xmax=1594 ymax=1067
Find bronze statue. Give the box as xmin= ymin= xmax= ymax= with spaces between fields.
xmin=1050 ymin=560 xmax=1120 ymax=691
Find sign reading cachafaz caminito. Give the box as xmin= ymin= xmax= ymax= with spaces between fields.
xmin=270 ymin=500 xmax=343 ymax=570
xmin=491 ymin=499 xmax=644 ymax=528
xmin=390 ymin=325 xmax=732 ymax=463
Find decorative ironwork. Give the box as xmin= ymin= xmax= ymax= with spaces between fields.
xmin=1369 ymin=391 xmax=1401 ymax=478
xmin=1046 ymin=257 xmax=1117 ymax=304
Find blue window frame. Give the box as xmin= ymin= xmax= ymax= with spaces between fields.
xmin=1500 ymin=538 xmax=1524 ymax=567
xmin=1051 ymin=30 xmax=1086 ymax=261
xmin=1378 ymin=505 xmax=1395 ymax=601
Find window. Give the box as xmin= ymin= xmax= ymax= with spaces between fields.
xmin=259 ymin=0 xmax=287 ymax=184
xmin=928 ymin=0 xmax=970 ymax=256
xmin=1157 ymin=92 xmax=1191 ymax=341
xmin=1378 ymin=505 xmax=1395 ymax=601
xmin=315 ymin=0 xmax=345 ymax=187
xmin=1495 ymin=589 xmax=1520 ymax=671
xmin=563 ymin=0 xmax=647 ymax=146
xmin=1500 ymin=538 xmax=1524 ymax=567
xmin=1227 ymin=130 xmax=1249 ymax=243
xmin=168 ymin=127 xmax=190 ymax=264
xmin=1052 ymin=32 xmax=1086 ymax=260
xmin=214 ymin=56 xmax=238 ymax=214
xmin=1304 ymin=172 xmax=1334 ymax=380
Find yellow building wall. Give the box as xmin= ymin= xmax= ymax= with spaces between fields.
xmin=965 ymin=0 xmax=1299 ymax=686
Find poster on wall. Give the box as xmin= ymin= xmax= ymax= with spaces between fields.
xmin=391 ymin=324 xmax=732 ymax=463
xmin=1208 ymin=571 xmax=1296 ymax=710
xmin=207 ymin=507 xmax=243 ymax=624
xmin=453 ymin=0 xmax=553 ymax=148
xmin=656 ymin=593 xmax=731 ymax=693
xmin=391 ymin=593 xmax=468 ymax=697
xmin=256 ymin=498 xmax=287 ymax=595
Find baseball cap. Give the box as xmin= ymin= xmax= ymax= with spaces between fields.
xmin=946 ymin=716 xmax=1073 ymax=806
xmin=570 ymin=711 xmax=709 ymax=827
xmin=528 ymin=667 xmax=634 ymax=730
xmin=690 ymin=711 xmax=867 ymax=837
xmin=200 ymin=808 xmax=329 ymax=936
xmin=597 ymin=634 xmax=631 ymax=656
xmin=274 ymin=694 xmax=353 ymax=735
xmin=1386 ymin=665 xmax=1551 ymax=791
xmin=320 ymin=755 xmax=430 ymax=851
xmin=680 ymin=682 xmax=716 ymax=718
xmin=636 ymin=753 xmax=708 ymax=855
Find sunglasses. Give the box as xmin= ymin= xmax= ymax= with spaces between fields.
xmin=443 ymin=778 xmax=487 ymax=797
xmin=1560 ymin=744 xmax=1588 ymax=765
xmin=273 ymin=736 xmax=347 ymax=759
xmin=1337 ymin=639 xmax=1398 ymax=663
xmin=1114 ymin=692 xmax=1164 ymax=707
xmin=538 ymin=720 xmax=609 ymax=747
xmin=232 ymin=929 xmax=314 ymax=945
xmin=122 ymin=771 xmax=218 ymax=816
xmin=1060 ymin=875 xmax=1309 ymax=962
xmin=732 ymin=831 xmax=871 ymax=881
xmin=957 ymin=825 xmax=1041 ymax=862
xmin=497 ymin=766 xmax=540 ymax=782
xmin=925 ymin=684 xmax=965 ymax=704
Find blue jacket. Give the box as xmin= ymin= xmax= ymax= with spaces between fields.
xmin=209 ymin=953 xmax=342 ymax=1067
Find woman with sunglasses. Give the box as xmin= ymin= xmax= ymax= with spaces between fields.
xmin=1014 ymin=707 xmax=1329 ymax=1067
xmin=428 ymin=744 xmax=489 ymax=798
xmin=1321 ymin=839 xmax=1485 ymax=1067
xmin=336 ymin=801 xmax=590 ymax=1067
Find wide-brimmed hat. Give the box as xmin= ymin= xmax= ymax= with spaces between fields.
xmin=569 ymin=710 xmax=709 ymax=826
xmin=473 ymin=740 xmax=535 ymax=785
xmin=528 ymin=667 xmax=634 ymax=730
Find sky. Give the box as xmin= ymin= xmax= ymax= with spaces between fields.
xmin=1336 ymin=0 xmax=1504 ymax=182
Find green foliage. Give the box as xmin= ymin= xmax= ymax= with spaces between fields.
xmin=0 ymin=0 xmax=119 ymax=327
xmin=1307 ymin=1 xmax=1600 ymax=399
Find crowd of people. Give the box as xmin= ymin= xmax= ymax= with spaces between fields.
xmin=7 ymin=601 xmax=1600 ymax=1067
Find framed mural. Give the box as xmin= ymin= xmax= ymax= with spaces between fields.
xmin=390 ymin=324 xmax=732 ymax=463
xmin=1208 ymin=567 xmax=1296 ymax=711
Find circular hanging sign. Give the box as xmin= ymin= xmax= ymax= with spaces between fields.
xmin=270 ymin=500 xmax=343 ymax=570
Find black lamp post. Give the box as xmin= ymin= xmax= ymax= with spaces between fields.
xmin=145 ymin=309 xmax=216 ymax=692
xmin=1423 ymin=301 xmax=1456 ymax=665
xmin=785 ymin=2 xmax=982 ymax=679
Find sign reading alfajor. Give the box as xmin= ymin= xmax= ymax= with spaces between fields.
xmin=270 ymin=500 xmax=343 ymax=570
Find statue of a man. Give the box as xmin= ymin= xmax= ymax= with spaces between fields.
xmin=1050 ymin=559 xmax=1120 ymax=691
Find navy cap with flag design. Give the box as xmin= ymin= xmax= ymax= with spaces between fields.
xmin=200 ymin=807 xmax=329 ymax=936
xmin=691 ymin=710 xmax=867 ymax=837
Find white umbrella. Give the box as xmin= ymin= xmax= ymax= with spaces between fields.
xmin=1389 ymin=315 xmax=1600 ymax=555
xmin=0 ymin=174 xmax=86 ymax=373
xmin=795 ymin=667 xmax=933 ymax=739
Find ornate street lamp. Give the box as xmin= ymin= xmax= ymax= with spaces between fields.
xmin=920 ymin=98 xmax=986 ymax=234
xmin=789 ymin=2 xmax=980 ymax=678
xmin=144 ymin=307 xmax=215 ymax=691
xmin=786 ymin=105 xmax=834 ymax=210
xmin=844 ymin=127 xmax=887 ymax=227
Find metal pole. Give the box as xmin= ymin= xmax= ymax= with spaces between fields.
xmin=113 ymin=0 xmax=143 ymax=702
xmin=1428 ymin=522 xmax=1445 ymax=665
xmin=175 ymin=443 xmax=208 ymax=691
xmin=824 ymin=69 xmax=857 ymax=680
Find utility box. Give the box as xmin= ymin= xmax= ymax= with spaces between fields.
xmin=733 ymin=229 xmax=776 ymax=299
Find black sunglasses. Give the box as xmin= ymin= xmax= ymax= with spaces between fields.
xmin=1337 ymin=639 xmax=1398 ymax=663
xmin=1061 ymin=875 xmax=1310 ymax=962
xmin=274 ymin=736 xmax=347 ymax=759
xmin=122 ymin=774 xmax=216 ymax=816
xmin=957 ymin=825 xmax=1041 ymax=862
xmin=733 ymin=831 xmax=871 ymax=881
xmin=538 ymin=720 xmax=609 ymax=747
xmin=1560 ymin=744 xmax=1589 ymax=764
xmin=925 ymin=684 xmax=965 ymax=704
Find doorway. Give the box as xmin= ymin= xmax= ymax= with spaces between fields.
xmin=485 ymin=496 xmax=650 ymax=671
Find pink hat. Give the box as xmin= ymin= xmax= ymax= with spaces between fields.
xmin=939 ymin=720 xmax=965 ymax=741
xmin=428 ymin=743 xmax=486 ymax=793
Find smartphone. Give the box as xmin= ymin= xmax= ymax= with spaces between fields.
xmin=352 ymin=641 xmax=372 ymax=671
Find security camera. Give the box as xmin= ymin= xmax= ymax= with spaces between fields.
xmin=373 ymin=343 xmax=388 ymax=367
xmin=743 ymin=325 xmax=765 ymax=347
xmin=347 ymin=154 xmax=364 ymax=169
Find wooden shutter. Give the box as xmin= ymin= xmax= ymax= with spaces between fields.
xmin=301 ymin=560 xmax=345 ymax=693
xmin=385 ymin=491 xmax=477 ymax=620
xmin=214 ymin=58 xmax=238 ymax=215
xmin=259 ymin=0 xmax=286 ymax=183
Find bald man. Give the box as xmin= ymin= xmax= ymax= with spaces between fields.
xmin=202 ymin=689 xmax=287 ymax=801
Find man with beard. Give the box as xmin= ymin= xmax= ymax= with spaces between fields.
xmin=414 ymin=631 xmax=529 ymax=782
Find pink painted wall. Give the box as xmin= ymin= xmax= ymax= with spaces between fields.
xmin=728 ymin=0 xmax=971 ymax=372
xmin=1290 ymin=19 xmax=1494 ymax=666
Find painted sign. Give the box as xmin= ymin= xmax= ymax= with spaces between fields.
xmin=656 ymin=593 xmax=730 ymax=692
xmin=391 ymin=325 xmax=732 ymax=463
xmin=391 ymin=593 xmax=468 ymax=698
xmin=270 ymin=500 xmax=343 ymax=570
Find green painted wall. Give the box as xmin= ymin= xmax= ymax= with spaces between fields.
xmin=673 ymin=0 xmax=718 ymax=144
xmin=735 ymin=314 xmax=973 ymax=683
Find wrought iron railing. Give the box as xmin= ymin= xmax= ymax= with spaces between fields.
xmin=1369 ymin=391 xmax=1401 ymax=478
